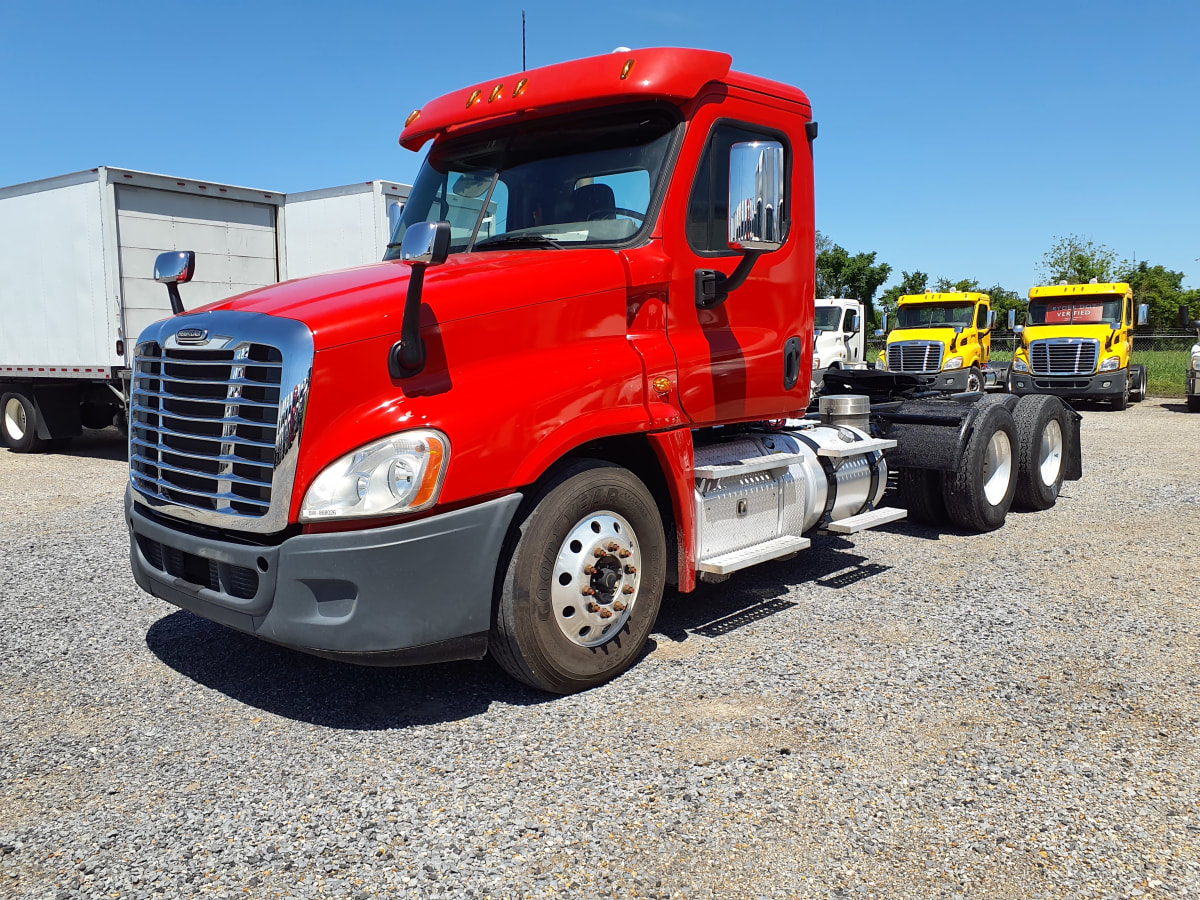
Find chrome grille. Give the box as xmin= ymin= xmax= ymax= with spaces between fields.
xmin=1029 ymin=339 xmax=1099 ymax=376
xmin=128 ymin=311 xmax=314 ymax=534
xmin=887 ymin=341 xmax=944 ymax=374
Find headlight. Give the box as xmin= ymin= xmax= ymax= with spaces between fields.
xmin=943 ymin=357 xmax=964 ymax=370
xmin=1191 ymin=353 xmax=1200 ymax=372
xmin=1012 ymin=358 xmax=1029 ymax=373
xmin=1099 ymin=356 xmax=1120 ymax=372
xmin=300 ymin=429 xmax=449 ymax=521
xmin=875 ymin=355 xmax=887 ymax=370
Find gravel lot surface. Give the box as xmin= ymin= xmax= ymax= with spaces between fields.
xmin=1 ymin=397 xmax=1198 ymax=899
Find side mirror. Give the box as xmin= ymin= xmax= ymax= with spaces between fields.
xmin=1007 ymin=309 xmax=1017 ymax=330
xmin=987 ymin=310 xmax=997 ymax=330
xmin=400 ymin=220 xmax=451 ymax=266
xmin=727 ymin=141 xmax=785 ymax=252
xmin=153 ymin=250 xmax=195 ymax=315
xmin=1180 ymin=304 xmax=1197 ymax=329
xmin=848 ymin=313 xmax=861 ymax=334
xmin=1136 ymin=303 xmax=1149 ymax=327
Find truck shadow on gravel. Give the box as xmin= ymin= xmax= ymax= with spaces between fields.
xmin=145 ymin=611 xmax=553 ymax=730
xmin=43 ymin=428 xmax=127 ymax=461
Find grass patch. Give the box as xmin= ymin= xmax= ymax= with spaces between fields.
xmin=1142 ymin=350 xmax=1190 ymax=398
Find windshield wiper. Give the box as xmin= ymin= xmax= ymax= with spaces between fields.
xmin=474 ymin=234 xmax=563 ymax=251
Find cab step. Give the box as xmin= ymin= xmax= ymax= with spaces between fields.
xmin=816 ymin=437 xmax=896 ymax=459
xmin=697 ymin=535 xmax=811 ymax=575
xmin=823 ymin=506 xmax=907 ymax=534
xmin=694 ymin=451 xmax=806 ymax=480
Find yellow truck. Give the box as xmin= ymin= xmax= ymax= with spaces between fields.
xmin=876 ymin=291 xmax=995 ymax=392
xmin=1008 ymin=282 xmax=1148 ymax=409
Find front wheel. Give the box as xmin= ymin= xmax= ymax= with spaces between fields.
xmin=1111 ymin=376 xmax=1130 ymax=410
xmin=490 ymin=460 xmax=667 ymax=694
xmin=965 ymin=367 xmax=983 ymax=393
xmin=942 ymin=402 xmax=1018 ymax=532
xmin=1130 ymin=364 xmax=1147 ymax=402
xmin=1 ymin=392 xmax=46 ymax=453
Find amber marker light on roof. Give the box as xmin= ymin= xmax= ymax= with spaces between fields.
xmin=405 ymin=109 xmax=421 ymax=127
xmin=466 ymin=89 xmax=483 ymax=108
xmin=513 ymin=78 xmax=528 ymax=98
xmin=489 ymin=83 xmax=504 ymax=103
xmin=620 ymin=58 xmax=635 ymax=80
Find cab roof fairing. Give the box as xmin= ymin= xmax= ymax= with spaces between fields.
xmin=398 ymin=47 xmax=811 ymax=151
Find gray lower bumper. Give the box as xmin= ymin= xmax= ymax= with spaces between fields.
xmin=127 ymin=488 xmax=522 ymax=665
xmin=1009 ymin=369 xmax=1127 ymax=399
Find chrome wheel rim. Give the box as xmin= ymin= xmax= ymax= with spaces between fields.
xmin=982 ymin=430 xmax=1013 ymax=506
xmin=551 ymin=511 xmax=641 ymax=648
xmin=3 ymin=398 xmax=26 ymax=441
xmin=1038 ymin=419 xmax=1063 ymax=486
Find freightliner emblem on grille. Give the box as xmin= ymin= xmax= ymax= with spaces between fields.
xmin=176 ymin=328 xmax=208 ymax=344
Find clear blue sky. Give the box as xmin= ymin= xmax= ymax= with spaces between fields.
xmin=3 ymin=0 xmax=1197 ymax=294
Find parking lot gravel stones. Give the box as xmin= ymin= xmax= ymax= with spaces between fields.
xmin=1 ymin=397 xmax=1198 ymax=899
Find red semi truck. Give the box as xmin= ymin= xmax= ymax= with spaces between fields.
xmin=125 ymin=49 xmax=1081 ymax=693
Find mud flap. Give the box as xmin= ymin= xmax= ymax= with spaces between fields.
xmin=1061 ymin=402 xmax=1083 ymax=482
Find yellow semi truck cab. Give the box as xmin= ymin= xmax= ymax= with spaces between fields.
xmin=1009 ymin=282 xmax=1147 ymax=409
xmin=877 ymin=291 xmax=994 ymax=392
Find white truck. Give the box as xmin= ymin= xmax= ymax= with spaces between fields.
xmin=1182 ymin=305 xmax=1200 ymax=412
xmin=0 ymin=168 xmax=409 ymax=451
xmin=811 ymin=297 xmax=867 ymax=401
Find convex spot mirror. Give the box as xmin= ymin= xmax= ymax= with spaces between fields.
xmin=400 ymin=221 xmax=451 ymax=266
xmin=728 ymin=141 xmax=785 ymax=252
xmin=154 ymin=251 xmax=195 ymax=285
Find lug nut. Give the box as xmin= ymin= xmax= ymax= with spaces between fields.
xmin=622 ymin=585 xmax=635 ymax=595
xmin=613 ymin=601 xmax=626 ymax=612
xmin=607 ymin=542 xmax=620 ymax=552
xmin=624 ymin=564 xmax=636 ymax=574
xmin=593 ymin=547 xmax=606 ymax=558
xmin=583 ymin=564 xmax=596 ymax=575
xmin=586 ymin=602 xmax=599 ymax=613
xmin=599 ymin=608 xmax=614 ymax=619
xmin=581 ymin=586 xmax=595 ymax=596
xmin=618 ymin=549 xmax=632 ymax=558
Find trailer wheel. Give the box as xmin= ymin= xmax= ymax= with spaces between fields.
xmin=1 ymin=392 xmax=46 ymax=453
xmin=898 ymin=467 xmax=948 ymax=525
xmin=1013 ymin=395 xmax=1067 ymax=511
xmin=1130 ymin=365 xmax=1147 ymax=402
xmin=490 ymin=460 xmax=666 ymax=694
xmin=942 ymin=403 xmax=1017 ymax=532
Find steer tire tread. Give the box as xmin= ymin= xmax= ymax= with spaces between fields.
xmin=490 ymin=459 xmax=666 ymax=694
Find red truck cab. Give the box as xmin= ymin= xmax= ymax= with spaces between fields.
xmin=128 ymin=49 xmax=1080 ymax=692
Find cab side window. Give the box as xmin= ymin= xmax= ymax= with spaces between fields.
xmin=687 ymin=124 xmax=787 ymax=254
xmin=1125 ymin=298 xmax=1133 ymax=328
xmin=976 ymin=305 xmax=988 ymax=329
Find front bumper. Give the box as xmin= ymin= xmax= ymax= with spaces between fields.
xmin=1009 ymin=369 xmax=1127 ymax=400
xmin=127 ymin=487 xmax=522 ymax=665
xmin=900 ymin=369 xmax=978 ymax=392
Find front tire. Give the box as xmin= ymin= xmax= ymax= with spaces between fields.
xmin=1 ymin=392 xmax=46 ymax=453
xmin=965 ymin=367 xmax=983 ymax=392
xmin=942 ymin=402 xmax=1017 ymax=532
xmin=1013 ymin=395 xmax=1067 ymax=511
xmin=490 ymin=460 xmax=667 ymax=694
xmin=1111 ymin=376 xmax=1130 ymax=410
xmin=1130 ymin=364 xmax=1147 ymax=402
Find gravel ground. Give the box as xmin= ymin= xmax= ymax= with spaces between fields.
xmin=1 ymin=397 xmax=1198 ymax=900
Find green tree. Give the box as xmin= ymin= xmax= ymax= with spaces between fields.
xmin=1118 ymin=261 xmax=1189 ymax=330
xmin=816 ymin=239 xmax=892 ymax=325
xmin=877 ymin=270 xmax=928 ymax=324
xmin=1036 ymin=234 xmax=1120 ymax=285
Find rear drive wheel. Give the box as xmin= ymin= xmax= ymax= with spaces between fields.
xmin=898 ymin=467 xmax=948 ymax=525
xmin=942 ymin=402 xmax=1017 ymax=532
xmin=1 ymin=392 xmax=46 ymax=453
xmin=490 ymin=460 xmax=667 ymax=694
xmin=1013 ymin=394 xmax=1067 ymax=511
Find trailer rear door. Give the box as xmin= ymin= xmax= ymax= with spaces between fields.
xmin=115 ymin=185 xmax=279 ymax=344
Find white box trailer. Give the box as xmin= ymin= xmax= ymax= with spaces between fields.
xmin=0 ymin=167 xmax=409 ymax=451
xmin=283 ymin=181 xmax=409 ymax=280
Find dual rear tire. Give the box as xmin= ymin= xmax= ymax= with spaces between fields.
xmin=1 ymin=392 xmax=46 ymax=453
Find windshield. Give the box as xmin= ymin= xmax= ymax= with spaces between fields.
xmin=1028 ymin=297 xmax=1122 ymax=326
xmin=814 ymin=307 xmax=843 ymax=331
xmin=386 ymin=105 xmax=679 ymax=257
xmin=896 ymin=302 xmax=975 ymax=329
